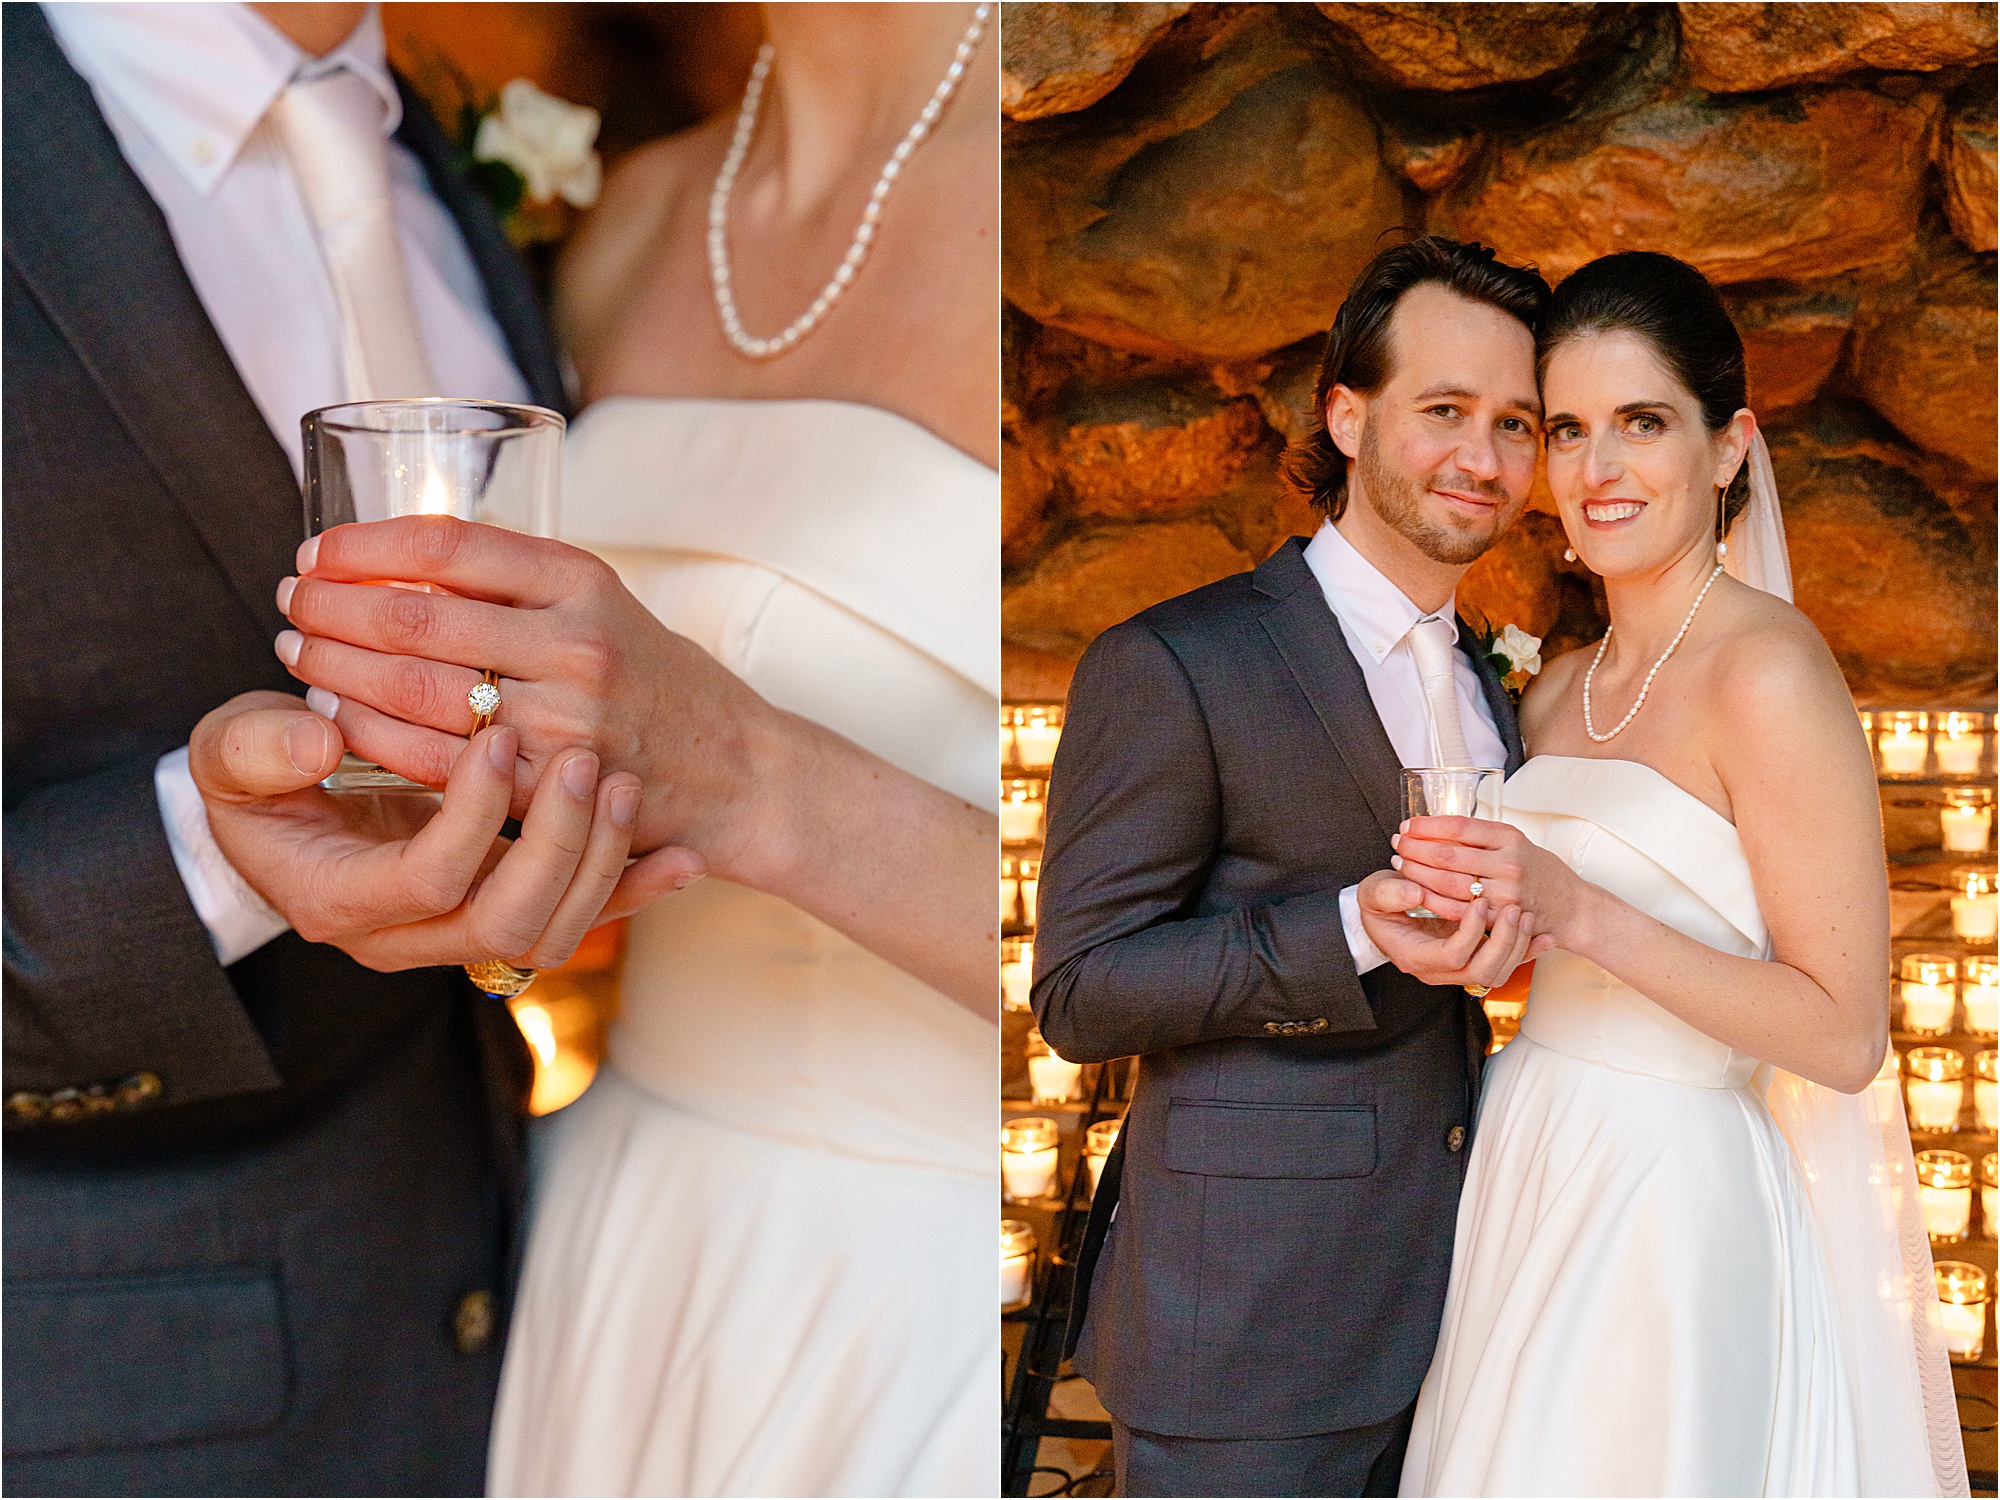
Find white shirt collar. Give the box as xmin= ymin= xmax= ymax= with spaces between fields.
xmin=45 ymin=2 xmax=402 ymax=197
xmin=1300 ymin=520 xmax=1460 ymax=664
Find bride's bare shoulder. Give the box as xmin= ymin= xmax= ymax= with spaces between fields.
xmin=554 ymin=121 xmax=728 ymax=351
xmin=1701 ymin=580 xmax=1858 ymax=750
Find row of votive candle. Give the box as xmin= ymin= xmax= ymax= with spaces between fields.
xmin=1002 ymin=937 xmax=1034 ymax=1012
xmin=1002 ymin=705 xmax=1063 ymax=775
xmin=1866 ymin=710 xmax=1990 ymax=776
xmin=1001 ymin=780 xmax=1047 ymax=845
xmin=1001 ymin=856 xmax=1041 ymax=930
xmin=1000 ymin=1114 xmax=1124 ymax=1204
xmin=1902 ymin=1046 xmax=2000 ymax=1131
xmin=1942 ymin=789 xmax=1995 ymax=854
xmin=1900 ymin=954 xmax=2000 ymax=1035
xmin=1916 ymin=1147 xmax=2000 ymax=1246
xmin=1937 ymin=1261 xmax=1990 ymax=1362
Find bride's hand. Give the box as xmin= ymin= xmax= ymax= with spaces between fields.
xmin=1356 ymin=872 xmax=1552 ymax=990
xmin=272 ymin=516 xmax=775 ymax=868
xmin=1391 ymin=815 xmax=1586 ymax=947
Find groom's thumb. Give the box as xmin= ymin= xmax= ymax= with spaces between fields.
xmin=190 ymin=691 xmax=346 ymax=800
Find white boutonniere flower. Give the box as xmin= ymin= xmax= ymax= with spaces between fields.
xmin=473 ymin=79 xmax=603 ymax=211
xmin=1471 ymin=619 xmax=1544 ymax=701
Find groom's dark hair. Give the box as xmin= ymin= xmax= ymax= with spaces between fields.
xmin=1281 ymin=235 xmax=1550 ymax=521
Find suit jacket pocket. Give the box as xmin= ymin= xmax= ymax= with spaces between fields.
xmin=3 ymin=1267 xmax=288 ymax=1457
xmin=1164 ymin=1099 xmax=1377 ymax=1179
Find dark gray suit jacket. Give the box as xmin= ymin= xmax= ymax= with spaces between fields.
xmin=1032 ymin=537 xmax=1524 ymax=1441
xmin=3 ymin=8 xmax=565 ymax=1491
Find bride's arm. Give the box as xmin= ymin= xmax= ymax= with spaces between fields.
xmin=1397 ymin=617 xmax=1888 ymax=1093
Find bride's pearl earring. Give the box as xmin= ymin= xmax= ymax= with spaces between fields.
xmin=1717 ymin=540 xmax=1729 ymax=559
xmin=1563 ymin=547 xmax=1577 ymax=563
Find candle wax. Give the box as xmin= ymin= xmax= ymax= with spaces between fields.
xmin=1001 ymin=1252 xmax=1032 ymax=1306
xmin=1979 ymin=1079 xmax=1999 ymax=1131
xmin=1908 ymin=1078 xmax=1965 ymax=1132
xmin=1970 ymin=987 xmax=2000 ymax=1036
xmin=1986 ymin=1184 xmax=1999 ymax=1235
xmin=1000 ymin=802 xmax=1044 ymax=845
xmin=1015 ymin=724 xmax=1061 ymax=772
xmin=1028 ymin=1052 xmax=1083 ymax=1102
xmin=1902 ymin=982 xmax=1956 ymax=1033
xmin=1942 ymin=804 xmax=1993 ymax=854
xmin=1001 ymin=958 xmax=1033 ymax=1012
xmin=1086 ymin=1151 xmax=1109 ymax=1195
xmin=1923 ymin=1181 xmax=1973 ymax=1240
xmin=1953 ymin=895 xmax=2000 ymax=942
xmin=1880 ymin=732 xmax=1928 ymax=774
xmin=1941 ymin=1299 xmax=1987 ymax=1360
xmin=1002 ymin=1144 xmax=1060 ymax=1201
xmin=1021 ymin=878 xmax=1040 ymax=928
xmin=1000 ymin=875 xmax=1020 ymax=926
xmin=1938 ymin=733 xmax=1985 ymax=775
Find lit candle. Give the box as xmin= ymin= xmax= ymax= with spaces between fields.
xmin=1000 ymin=780 xmax=1046 ymax=845
xmin=1014 ymin=706 xmax=1063 ymax=773
xmin=1953 ymin=870 xmax=1999 ymax=942
xmin=1906 ymin=1046 xmax=1967 ymax=1132
xmin=1879 ymin=712 xmax=1929 ymax=775
xmin=1001 ymin=1219 xmax=1037 ymax=1307
xmin=1084 ymin=1117 xmax=1121 ymax=1195
xmin=1000 ymin=856 xmax=1020 ymax=929
xmin=1019 ymin=858 xmax=1041 ymax=930
xmin=1969 ymin=958 xmax=2000 ymax=1038
xmin=1935 ymin=1260 xmax=1990 ymax=1362
xmin=1002 ymin=1116 xmax=1061 ymax=1202
xmin=1936 ymin=712 xmax=1988 ymax=776
xmin=1487 ymin=1014 xmax=1520 ymax=1054
xmin=1000 ymin=708 xmax=1020 ymax=773
xmin=1978 ymin=1052 xmax=1999 ymax=1131
xmin=1001 ymin=937 xmax=1034 ymax=1013
xmin=1483 ymin=992 xmax=1526 ymax=1024
xmin=1918 ymin=1148 xmax=1974 ymax=1242
xmin=1942 ymin=791 xmax=1994 ymax=854
xmin=1900 ymin=954 xmax=1958 ymax=1036
xmin=1026 ymin=1028 xmax=1083 ymax=1103
xmin=1984 ymin=1155 xmax=1999 ymax=1239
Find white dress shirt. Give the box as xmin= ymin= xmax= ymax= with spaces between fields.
xmin=1302 ymin=521 xmax=1508 ymax=976
xmin=46 ymin=2 xmax=530 ymax=964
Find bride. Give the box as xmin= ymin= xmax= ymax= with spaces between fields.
xmin=276 ymin=4 xmax=998 ymax=1494
xmin=1377 ymin=252 xmax=1966 ymax=1496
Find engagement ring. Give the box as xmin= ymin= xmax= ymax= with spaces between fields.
xmin=469 ymin=670 xmax=502 ymax=732
xmin=1468 ymin=879 xmax=1485 ymax=897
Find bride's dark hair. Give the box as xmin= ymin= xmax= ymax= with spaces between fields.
xmin=1538 ymin=251 xmax=1753 ymax=530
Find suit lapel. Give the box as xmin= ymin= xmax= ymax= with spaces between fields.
xmin=4 ymin=4 xmax=299 ymax=643
xmin=1458 ymin=616 xmax=1526 ymax=774
xmin=393 ymin=78 xmax=567 ymax=416
xmin=1256 ymin=541 xmax=1405 ymax=845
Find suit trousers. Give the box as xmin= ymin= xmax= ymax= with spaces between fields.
xmin=1112 ymin=1401 xmax=1417 ymax=1498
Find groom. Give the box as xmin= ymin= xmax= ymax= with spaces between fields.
xmin=1032 ymin=236 xmax=1551 ymax=1497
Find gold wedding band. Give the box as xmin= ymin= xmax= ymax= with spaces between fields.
xmin=1465 ymin=984 xmax=1492 ymax=999
xmin=464 ymin=959 xmax=536 ymax=999
xmin=468 ymin=669 xmax=502 ymax=733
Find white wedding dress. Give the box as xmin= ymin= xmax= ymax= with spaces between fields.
xmin=1401 ymin=754 xmax=1964 ymax=1497
xmin=486 ymin=398 xmax=999 ymax=1497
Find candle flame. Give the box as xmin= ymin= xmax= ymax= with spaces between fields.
xmin=418 ymin=469 xmax=452 ymax=516
xmin=515 ymin=1003 xmax=558 ymax=1067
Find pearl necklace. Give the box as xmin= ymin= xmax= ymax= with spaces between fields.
xmin=1582 ymin=564 xmax=1726 ymax=743
xmin=706 ymin=5 xmax=992 ymax=360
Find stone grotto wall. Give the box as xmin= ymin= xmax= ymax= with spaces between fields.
xmin=1001 ymin=2 xmax=1999 ymax=707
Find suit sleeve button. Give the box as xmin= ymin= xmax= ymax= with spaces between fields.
xmin=6 ymin=1091 xmax=48 ymax=1123
xmin=1447 ymin=1125 xmax=1467 ymax=1152
xmin=454 ymin=1290 xmax=496 ymax=1354
xmin=1263 ymin=1022 xmax=1284 ymax=1035
xmin=115 ymin=1073 xmax=163 ymax=1110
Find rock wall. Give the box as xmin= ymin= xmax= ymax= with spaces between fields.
xmin=1002 ymin=2 xmax=1998 ymax=706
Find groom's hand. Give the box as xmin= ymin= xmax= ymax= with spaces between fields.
xmin=1356 ymin=869 xmax=1551 ymax=990
xmin=189 ymin=691 xmax=697 ymax=971
xmin=270 ymin=516 xmax=768 ymax=863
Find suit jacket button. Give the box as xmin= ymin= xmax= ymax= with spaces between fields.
xmin=1264 ymin=1022 xmax=1284 ymax=1035
xmin=46 ymin=1088 xmax=85 ymax=1124
xmin=6 ymin=1091 xmax=48 ymax=1123
xmin=115 ymin=1073 xmax=163 ymax=1110
xmin=454 ymin=1290 xmax=496 ymax=1354
xmin=1307 ymin=1018 xmax=1328 ymax=1033
xmin=1447 ymin=1125 xmax=1467 ymax=1153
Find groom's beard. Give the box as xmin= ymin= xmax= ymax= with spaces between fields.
xmin=1357 ymin=418 xmax=1518 ymax=566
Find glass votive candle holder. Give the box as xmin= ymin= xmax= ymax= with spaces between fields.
xmin=1900 ymin=954 xmax=1958 ymax=1035
xmin=1000 ymin=856 xmax=1021 ymax=929
xmin=1018 ymin=858 xmax=1041 ymax=930
xmin=1084 ymin=1117 xmax=1121 ymax=1195
xmin=1001 ymin=779 xmax=1046 ymax=845
xmin=1906 ymin=1046 xmax=1967 ymax=1132
xmin=1969 ymin=958 xmax=2000 ymax=1038
xmin=1000 ymin=707 xmax=1020 ymax=773
xmin=1983 ymin=1154 xmax=1999 ymax=1238
xmin=1001 ymin=936 xmax=1034 ymax=1013
xmin=1936 ymin=1260 xmax=1990 ymax=1362
xmin=1013 ymin=704 xmax=1063 ymax=773
xmin=1879 ymin=711 xmax=1930 ymax=775
xmin=1977 ymin=1051 xmax=1999 ymax=1130
xmin=1025 ymin=1027 xmax=1083 ymax=1103
xmin=1954 ymin=870 xmax=1999 ymax=943
xmin=1000 ymin=1219 xmax=1037 ymax=1308
xmin=1001 ymin=1116 xmax=1061 ymax=1202
xmin=1918 ymin=1148 xmax=1975 ymax=1243
xmin=1936 ymin=711 xmax=1989 ymax=776
xmin=1942 ymin=788 xmax=1995 ymax=855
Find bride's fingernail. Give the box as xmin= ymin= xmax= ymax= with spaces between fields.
xmin=276 ymin=576 xmax=298 ymax=614
xmin=562 ymin=752 xmax=598 ymax=799
xmin=296 ymin=535 xmax=321 ymax=574
xmin=1390 ymin=855 xmax=1404 ymax=870
xmin=1390 ymin=833 xmax=1401 ymax=849
xmin=305 ymin=686 xmax=340 ymax=720
xmin=674 ymin=872 xmax=706 ymax=891
xmin=274 ymin=629 xmax=303 ymax=667
xmin=609 ymin=783 xmax=640 ymax=827
xmin=487 ymin=727 xmax=518 ymax=770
